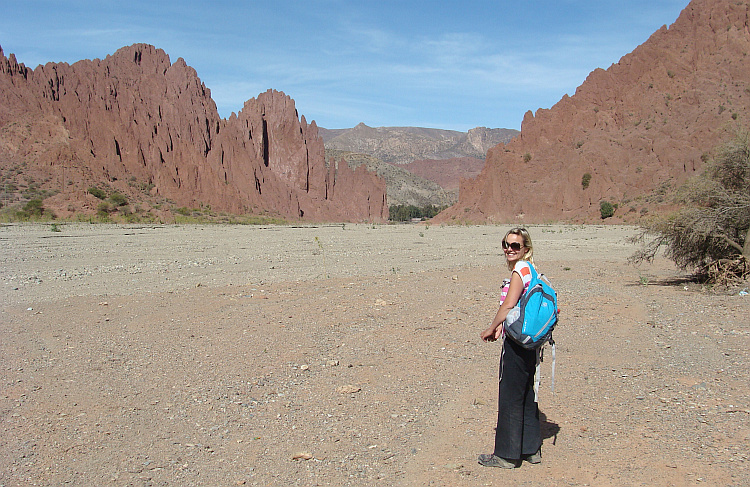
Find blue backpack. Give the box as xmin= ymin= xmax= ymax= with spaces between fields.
xmin=503 ymin=263 xmax=558 ymax=350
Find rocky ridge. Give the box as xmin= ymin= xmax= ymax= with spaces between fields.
xmin=320 ymin=125 xmax=516 ymax=207
xmin=0 ymin=44 xmax=387 ymax=222
xmin=437 ymin=0 xmax=750 ymax=224
xmin=319 ymin=124 xmax=518 ymax=165
xmin=325 ymin=149 xmax=456 ymax=207
xmin=397 ymin=157 xmax=485 ymax=192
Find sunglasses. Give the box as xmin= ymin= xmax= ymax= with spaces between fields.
xmin=502 ymin=241 xmax=523 ymax=251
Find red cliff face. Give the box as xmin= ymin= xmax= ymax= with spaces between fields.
xmin=0 ymin=44 xmax=387 ymax=222
xmin=437 ymin=0 xmax=750 ymax=224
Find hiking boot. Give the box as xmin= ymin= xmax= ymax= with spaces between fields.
xmin=524 ymin=448 xmax=542 ymax=464
xmin=477 ymin=453 xmax=518 ymax=468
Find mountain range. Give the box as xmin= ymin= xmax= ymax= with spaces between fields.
xmin=0 ymin=46 xmax=386 ymax=222
xmin=320 ymin=124 xmax=517 ymax=164
xmin=1 ymin=0 xmax=746 ymax=224
xmin=320 ymin=125 xmax=517 ymax=207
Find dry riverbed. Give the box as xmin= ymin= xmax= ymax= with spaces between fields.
xmin=1 ymin=223 xmax=748 ymax=486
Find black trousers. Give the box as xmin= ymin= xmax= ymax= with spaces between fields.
xmin=493 ymin=337 xmax=542 ymax=459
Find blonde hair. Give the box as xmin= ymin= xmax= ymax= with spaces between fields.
xmin=504 ymin=227 xmax=534 ymax=271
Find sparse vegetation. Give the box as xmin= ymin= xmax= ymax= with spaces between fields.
xmin=18 ymin=199 xmax=47 ymax=219
xmin=630 ymin=131 xmax=750 ymax=283
xmin=523 ymin=152 xmax=532 ymax=163
xmin=97 ymin=201 xmax=112 ymax=217
xmin=314 ymin=236 xmax=328 ymax=278
xmin=600 ymin=201 xmax=615 ymax=219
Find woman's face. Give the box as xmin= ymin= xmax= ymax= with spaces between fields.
xmin=503 ymin=233 xmax=526 ymax=265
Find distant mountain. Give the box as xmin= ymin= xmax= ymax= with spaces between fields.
xmin=325 ymin=149 xmax=456 ymax=207
xmin=396 ymin=157 xmax=485 ymax=192
xmin=320 ymin=124 xmax=518 ymax=208
xmin=319 ymin=123 xmax=518 ymax=164
xmin=437 ymin=0 xmax=750 ymax=224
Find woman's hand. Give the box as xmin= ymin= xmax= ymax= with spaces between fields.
xmin=481 ymin=325 xmax=498 ymax=342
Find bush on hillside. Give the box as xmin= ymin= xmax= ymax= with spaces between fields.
xmin=109 ymin=193 xmax=129 ymax=207
xmin=582 ymin=172 xmax=592 ymax=190
xmin=88 ymin=187 xmax=107 ymax=199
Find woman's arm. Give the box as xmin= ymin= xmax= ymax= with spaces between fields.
xmin=480 ymin=271 xmax=524 ymax=342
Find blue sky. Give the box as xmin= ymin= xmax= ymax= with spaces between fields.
xmin=2 ymin=0 xmax=689 ymax=131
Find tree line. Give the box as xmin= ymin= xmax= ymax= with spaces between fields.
xmin=388 ymin=204 xmax=449 ymax=222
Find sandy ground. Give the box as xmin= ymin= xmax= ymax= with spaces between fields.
xmin=1 ymin=223 xmax=748 ymax=487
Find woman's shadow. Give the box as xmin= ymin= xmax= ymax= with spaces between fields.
xmin=540 ymin=410 xmax=560 ymax=444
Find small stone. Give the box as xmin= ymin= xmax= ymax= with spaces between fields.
xmin=292 ymin=452 xmax=313 ymax=460
xmin=336 ymin=385 xmax=361 ymax=394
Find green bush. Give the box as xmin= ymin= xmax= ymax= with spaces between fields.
xmin=600 ymin=201 xmax=615 ymax=219
xmin=581 ymin=172 xmax=592 ymax=190
xmin=88 ymin=187 xmax=107 ymax=199
xmin=19 ymin=199 xmax=45 ymax=219
xmin=109 ymin=193 xmax=128 ymax=207
xmin=97 ymin=201 xmax=112 ymax=217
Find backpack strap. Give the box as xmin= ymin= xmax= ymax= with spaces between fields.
xmin=534 ymin=350 xmax=541 ymax=402
xmin=533 ymin=337 xmax=556 ymax=402
xmin=528 ymin=262 xmax=539 ymax=281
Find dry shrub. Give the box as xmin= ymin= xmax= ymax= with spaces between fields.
xmin=630 ymin=131 xmax=750 ymax=283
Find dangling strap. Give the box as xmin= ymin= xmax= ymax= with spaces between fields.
xmin=534 ymin=347 xmax=541 ymax=402
xmin=533 ymin=338 xmax=556 ymax=401
xmin=549 ymin=337 xmax=556 ymax=394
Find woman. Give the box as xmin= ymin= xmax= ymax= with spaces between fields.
xmin=478 ymin=227 xmax=542 ymax=468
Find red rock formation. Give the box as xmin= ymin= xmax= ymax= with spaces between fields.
xmin=0 ymin=44 xmax=387 ymax=222
xmin=437 ymin=0 xmax=750 ymax=224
